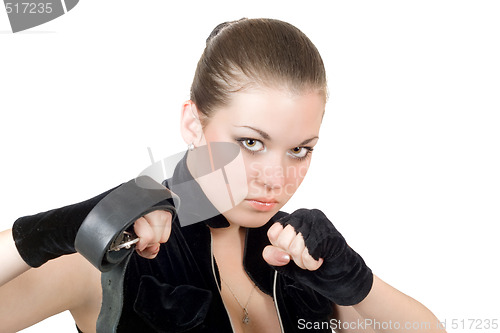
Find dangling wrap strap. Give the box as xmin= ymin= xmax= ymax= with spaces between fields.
xmin=75 ymin=176 xmax=179 ymax=332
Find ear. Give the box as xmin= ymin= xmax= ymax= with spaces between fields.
xmin=180 ymin=101 xmax=204 ymax=147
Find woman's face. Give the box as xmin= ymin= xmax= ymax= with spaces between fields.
xmin=196 ymin=88 xmax=325 ymax=228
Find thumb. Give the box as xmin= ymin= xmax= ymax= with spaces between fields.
xmin=262 ymin=245 xmax=291 ymax=266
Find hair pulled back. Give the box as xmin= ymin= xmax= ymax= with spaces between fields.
xmin=190 ymin=18 xmax=327 ymax=123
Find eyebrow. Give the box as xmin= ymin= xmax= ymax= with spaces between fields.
xmin=299 ymin=136 xmax=319 ymax=145
xmin=234 ymin=125 xmax=319 ymax=146
xmin=234 ymin=125 xmax=271 ymax=140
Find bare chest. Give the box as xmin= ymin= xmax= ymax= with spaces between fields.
xmin=211 ymin=227 xmax=282 ymax=332
xmin=218 ymin=268 xmax=282 ymax=333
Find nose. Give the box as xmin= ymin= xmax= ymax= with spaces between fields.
xmin=254 ymin=154 xmax=286 ymax=190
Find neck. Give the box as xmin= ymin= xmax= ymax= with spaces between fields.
xmin=210 ymin=223 xmax=247 ymax=267
xmin=210 ymin=219 xmax=246 ymax=239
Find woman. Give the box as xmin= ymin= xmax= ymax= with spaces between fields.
xmin=0 ymin=18 xmax=444 ymax=332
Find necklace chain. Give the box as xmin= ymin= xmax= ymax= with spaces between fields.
xmin=221 ymin=278 xmax=256 ymax=324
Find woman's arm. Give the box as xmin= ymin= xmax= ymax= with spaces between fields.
xmin=333 ymin=275 xmax=444 ymax=333
xmin=1 ymin=229 xmax=101 ymax=332
xmin=0 ymin=207 xmax=172 ymax=332
xmin=264 ymin=209 xmax=446 ymax=333
xmin=0 ymin=246 xmax=101 ymax=333
xmin=0 ymin=229 xmax=30 ymax=286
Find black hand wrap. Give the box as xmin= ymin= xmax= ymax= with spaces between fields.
xmin=12 ymin=186 xmax=118 ymax=268
xmin=274 ymin=208 xmax=373 ymax=306
xmin=12 ymin=176 xmax=177 ymax=270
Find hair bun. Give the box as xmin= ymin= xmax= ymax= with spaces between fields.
xmin=206 ymin=18 xmax=247 ymax=45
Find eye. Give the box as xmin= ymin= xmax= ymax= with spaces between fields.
xmin=287 ymin=147 xmax=313 ymax=159
xmin=238 ymin=138 xmax=265 ymax=153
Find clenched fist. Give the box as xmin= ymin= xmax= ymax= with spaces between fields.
xmin=133 ymin=210 xmax=173 ymax=259
xmin=263 ymin=222 xmax=323 ymax=271
xmin=262 ymin=209 xmax=373 ymax=306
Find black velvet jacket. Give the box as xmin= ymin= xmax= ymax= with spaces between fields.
xmin=111 ymin=156 xmax=335 ymax=332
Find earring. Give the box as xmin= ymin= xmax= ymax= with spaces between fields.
xmin=188 ymin=143 xmax=195 ymax=151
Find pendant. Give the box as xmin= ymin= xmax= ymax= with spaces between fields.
xmin=242 ymin=308 xmax=250 ymax=324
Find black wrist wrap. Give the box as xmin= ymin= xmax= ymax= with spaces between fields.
xmin=12 ymin=176 xmax=178 ymax=270
xmin=12 ymin=186 xmax=118 ymax=268
xmin=275 ymin=208 xmax=373 ymax=306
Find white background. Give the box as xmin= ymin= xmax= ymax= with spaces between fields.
xmin=1 ymin=0 xmax=499 ymax=332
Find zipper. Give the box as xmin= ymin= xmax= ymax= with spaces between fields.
xmin=210 ymin=232 xmax=237 ymax=332
xmin=273 ymin=271 xmax=285 ymax=333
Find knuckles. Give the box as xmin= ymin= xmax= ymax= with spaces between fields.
xmin=147 ymin=210 xmax=173 ymax=226
xmin=267 ymin=217 xmax=324 ymax=271
xmin=267 ymin=222 xmax=283 ymax=243
xmin=133 ymin=209 xmax=173 ymax=258
xmin=287 ymin=235 xmax=304 ymax=259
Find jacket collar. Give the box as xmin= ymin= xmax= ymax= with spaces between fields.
xmin=164 ymin=151 xmax=230 ymax=228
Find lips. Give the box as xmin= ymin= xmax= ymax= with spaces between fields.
xmin=245 ymin=198 xmax=278 ymax=212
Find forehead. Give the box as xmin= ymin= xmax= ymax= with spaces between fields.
xmin=207 ymin=88 xmax=325 ymax=142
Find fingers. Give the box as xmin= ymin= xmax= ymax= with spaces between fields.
xmin=262 ymin=245 xmax=290 ymax=266
xmin=302 ymin=247 xmax=324 ymax=271
xmin=267 ymin=222 xmax=283 ymax=243
xmin=133 ymin=210 xmax=172 ymax=259
xmin=288 ymin=234 xmax=306 ymax=268
xmin=266 ymin=222 xmax=323 ymax=271
xmin=136 ymin=242 xmax=161 ymax=260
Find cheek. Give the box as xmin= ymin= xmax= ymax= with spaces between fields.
xmin=241 ymin=155 xmax=262 ymax=185
xmin=202 ymin=131 xmax=220 ymax=144
xmin=200 ymin=121 xmax=233 ymax=144
xmin=282 ymin=162 xmax=310 ymax=197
